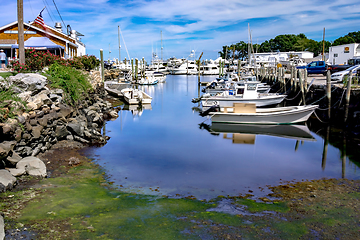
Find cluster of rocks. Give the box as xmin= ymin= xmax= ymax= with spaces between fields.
xmin=0 ymin=73 xmax=119 ymax=192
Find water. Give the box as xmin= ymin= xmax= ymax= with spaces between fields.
xmin=85 ymin=75 xmax=360 ymax=200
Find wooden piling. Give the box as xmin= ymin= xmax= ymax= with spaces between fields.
xmin=100 ymin=49 xmax=104 ymax=83
xmin=344 ymin=70 xmax=353 ymax=122
xmin=135 ymin=58 xmax=138 ymax=81
xmin=326 ymin=70 xmax=331 ymax=120
xmin=304 ymin=69 xmax=308 ymax=93
xmin=298 ymin=69 xmax=306 ymax=105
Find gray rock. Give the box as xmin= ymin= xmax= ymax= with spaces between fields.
xmin=0 ymin=169 xmax=17 ymax=192
xmin=67 ymin=123 xmax=84 ymax=137
xmin=31 ymin=125 xmax=44 ymax=139
xmin=55 ymin=125 xmax=69 ymax=139
xmin=6 ymin=151 xmax=22 ymax=165
xmin=16 ymin=156 xmax=47 ymax=177
xmin=8 ymin=73 xmax=47 ymax=92
xmin=8 ymin=168 xmax=26 ymax=177
xmin=0 ymin=141 xmax=17 ymax=160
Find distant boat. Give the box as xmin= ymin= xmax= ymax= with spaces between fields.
xmin=171 ymin=60 xmax=198 ymax=75
xmin=137 ymin=75 xmax=158 ymax=85
xmin=210 ymin=103 xmax=318 ymax=125
xmin=201 ymin=82 xmax=285 ymax=108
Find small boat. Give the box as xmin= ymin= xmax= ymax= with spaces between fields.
xmin=145 ymin=71 xmax=166 ymax=83
xmin=137 ymin=75 xmax=158 ymax=85
xmin=201 ymin=82 xmax=285 ymax=108
xmin=104 ymin=81 xmax=132 ymax=97
xmin=121 ymin=88 xmax=152 ymax=105
xmin=210 ymin=103 xmax=318 ymax=125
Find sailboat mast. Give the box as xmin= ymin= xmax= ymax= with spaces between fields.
xmin=248 ymin=23 xmax=251 ymax=65
xmin=118 ymin=26 xmax=121 ymax=63
xmin=161 ymin=31 xmax=163 ymax=61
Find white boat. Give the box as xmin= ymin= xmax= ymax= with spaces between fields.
xmin=171 ymin=60 xmax=198 ymax=75
xmin=104 ymin=81 xmax=132 ymax=97
xmin=137 ymin=75 xmax=158 ymax=85
xmin=121 ymin=88 xmax=152 ymax=105
xmin=200 ymin=60 xmax=220 ymax=75
xmin=145 ymin=71 xmax=166 ymax=83
xmin=201 ymin=82 xmax=285 ymax=108
xmin=210 ymin=103 xmax=318 ymax=125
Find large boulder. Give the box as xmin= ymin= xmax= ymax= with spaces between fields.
xmin=0 ymin=141 xmax=17 ymax=160
xmin=16 ymin=156 xmax=47 ymax=177
xmin=8 ymin=73 xmax=47 ymax=93
xmin=0 ymin=169 xmax=17 ymax=192
xmin=0 ymin=213 xmax=4 ymax=240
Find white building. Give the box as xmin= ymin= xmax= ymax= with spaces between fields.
xmin=329 ymin=43 xmax=360 ymax=65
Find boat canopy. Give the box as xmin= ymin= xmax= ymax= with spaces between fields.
xmin=11 ymin=37 xmax=65 ymax=50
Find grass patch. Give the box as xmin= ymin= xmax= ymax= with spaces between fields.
xmin=0 ymin=72 xmax=16 ymax=79
xmin=46 ymin=63 xmax=92 ymax=105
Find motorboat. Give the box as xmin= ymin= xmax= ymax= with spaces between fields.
xmin=121 ymin=88 xmax=152 ymax=105
xmin=104 ymin=81 xmax=132 ymax=97
xmin=209 ymin=103 xmax=318 ymax=125
xmin=145 ymin=71 xmax=166 ymax=83
xmin=137 ymin=75 xmax=158 ymax=85
xmin=201 ymin=82 xmax=285 ymax=108
xmin=200 ymin=60 xmax=220 ymax=75
xmin=171 ymin=60 xmax=198 ymax=75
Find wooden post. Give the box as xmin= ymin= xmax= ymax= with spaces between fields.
xmin=135 ymin=58 xmax=138 ymax=81
xmin=344 ymin=70 xmax=353 ymax=122
xmin=131 ymin=58 xmax=134 ymax=81
xmin=100 ymin=49 xmax=104 ymax=83
xmin=298 ymin=69 xmax=305 ymax=105
xmin=237 ymin=59 xmax=240 ymax=78
xmin=326 ymin=70 xmax=331 ymax=120
xmin=290 ymin=67 xmax=294 ymax=89
xmin=304 ymin=68 xmax=308 ymax=93
xmin=17 ymin=0 xmax=25 ymax=64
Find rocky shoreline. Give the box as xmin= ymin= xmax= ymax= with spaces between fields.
xmin=0 ymin=71 xmax=119 ymax=238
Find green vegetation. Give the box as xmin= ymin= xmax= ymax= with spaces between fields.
xmin=219 ymin=31 xmax=360 ymax=60
xmin=0 ymin=87 xmax=27 ymax=122
xmin=0 ymin=72 xmax=16 ymax=79
xmin=46 ymin=63 xmax=93 ymax=104
xmin=9 ymin=49 xmax=99 ymax=73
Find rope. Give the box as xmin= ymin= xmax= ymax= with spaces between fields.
xmin=313 ymin=110 xmax=328 ymax=124
xmin=285 ymin=90 xmax=301 ymax=100
xmin=308 ymin=87 xmax=338 ymax=106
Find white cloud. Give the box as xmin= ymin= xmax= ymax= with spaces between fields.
xmin=1 ymin=0 xmax=359 ymax=61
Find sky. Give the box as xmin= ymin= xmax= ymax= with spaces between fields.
xmin=1 ymin=0 xmax=360 ymax=62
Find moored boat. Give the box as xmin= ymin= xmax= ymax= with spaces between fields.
xmin=210 ymin=103 xmax=318 ymax=125
xmin=121 ymin=88 xmax=152 ymax=105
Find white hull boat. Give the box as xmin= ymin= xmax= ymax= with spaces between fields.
xmin=121 ymin=88 xmax=152 ymax=105
xmin=104 ymin=81 xmax=132 ymax=97
xmin=210 ymin=103 xmax=318 ymax=125
xmin=137 ymin=75 xmax=158 ymax=85
xmin=201 ymin=82 xmax=285 ymax=108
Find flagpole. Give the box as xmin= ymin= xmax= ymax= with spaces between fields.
xmin=17 ymin=0 xmax=25 ymax=64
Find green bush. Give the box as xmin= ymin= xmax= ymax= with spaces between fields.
xmin=46 ymin=63 xmax=92 ymax=105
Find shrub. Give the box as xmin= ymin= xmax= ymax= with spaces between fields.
xmin=46 ymin=63 xmax=92 ymax=105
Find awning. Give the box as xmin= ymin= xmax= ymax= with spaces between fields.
xmin=11 ymin=37 xmax=65 ymax=50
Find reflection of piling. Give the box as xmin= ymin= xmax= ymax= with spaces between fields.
xmin=295 ymin=140 xmax=299 ymax=151
xmin=342 ymin=134 xmax=346 ymax=178
xmin=344 ymin=70 xmax=353 ymax=122
xmin=322 ymin=125 xmax=330 ymax=170
xmin=326 ymin=70 xmax=332 ymax=120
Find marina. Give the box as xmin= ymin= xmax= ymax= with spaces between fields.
xmin=84 ymin=75 xmax=360 ymax=200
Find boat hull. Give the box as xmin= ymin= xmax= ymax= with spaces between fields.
xmin=210 ymin=105 xmax=318 ymax=124
xmin=201 ymin=94 xmax=286 ymax=108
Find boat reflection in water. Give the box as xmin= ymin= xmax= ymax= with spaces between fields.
xmin=200 ymin=123 xmax=316 ymax=144
xmin=122 ymin=104 xmax=152 ymax=118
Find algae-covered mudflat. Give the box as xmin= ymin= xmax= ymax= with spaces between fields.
xmin=1 ymin=143 xmax=359 ymax=239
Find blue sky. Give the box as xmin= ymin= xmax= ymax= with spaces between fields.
xmin=1 ymin=0 xmax=360 ymax=62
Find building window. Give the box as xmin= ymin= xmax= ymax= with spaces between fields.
xmin=334 ymin=53 xmax=338 ymax=57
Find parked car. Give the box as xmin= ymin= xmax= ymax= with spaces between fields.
xmin=297 ymin=60 xmax=327 ymax=75
xmin=327 ymin=64 xmax=351 ymax=74
xmin=331 ymin=65 xmax=360 ymax=83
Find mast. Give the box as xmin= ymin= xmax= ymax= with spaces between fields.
xmin=161 ymin=31 xmax=163 ymax=61
xmin=248 ymin=23 xmax=251 ymax=65
xmin=118 ymin=25 xmax=121 ymax=63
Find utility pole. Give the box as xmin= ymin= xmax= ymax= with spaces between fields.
xmin=17 ymin=0 xmax=25 ymax=64
xmin=322 ymin=28 xmax=325 ymax=62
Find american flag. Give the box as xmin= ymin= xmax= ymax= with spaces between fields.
xmin=34 ymin=10 xmax=46 ymax=30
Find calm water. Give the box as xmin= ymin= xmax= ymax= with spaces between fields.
xmin=85 ymin=75 xmax=360 ymax=200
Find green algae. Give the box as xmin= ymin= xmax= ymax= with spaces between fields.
xmin=234 ymin=198 xmax=289 ymax=213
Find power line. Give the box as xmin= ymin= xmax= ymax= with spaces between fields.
xmin=27 ymin=0 xmax=35 ymax=19
xmin=52 ymin=0 xmax=66 ymax=29
xmin=42 ymin=0 xmax=55 ymax=24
